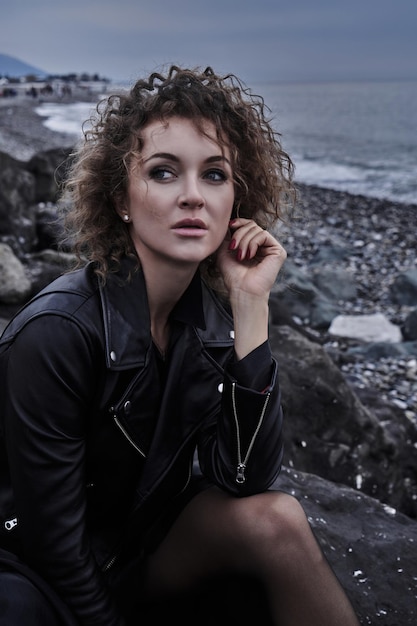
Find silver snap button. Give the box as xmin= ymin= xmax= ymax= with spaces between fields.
xmin=218 ymin=383 xmax=223 ymax=393
xmin=110 ymin=351 xmax=117 ymax=362
xmin=229 ymin=330 xmax=235 ymax=339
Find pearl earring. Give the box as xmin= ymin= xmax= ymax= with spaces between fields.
xmin=123 ymin=214 xmax=130 ymax=222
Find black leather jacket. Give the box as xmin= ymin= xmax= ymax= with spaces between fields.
xmin=0 ymin=257 xmax=284 ymax=625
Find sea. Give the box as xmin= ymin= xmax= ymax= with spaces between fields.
xmin=35 ymin=80 xmax=417 ymax=206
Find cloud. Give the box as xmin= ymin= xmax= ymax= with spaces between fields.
xmin=1 ymin=0 xmax=416 ymax=84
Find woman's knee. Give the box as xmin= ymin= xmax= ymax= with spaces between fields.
xmin=230 ymin=491 xmax=317 ymax=561
xmin=236 ymin=491 xmax=308 ymax=535
xmin=264 ymin=491 xmax=312 ymax=538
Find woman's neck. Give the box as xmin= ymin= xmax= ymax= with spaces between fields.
xmin=141 ymin=258 xmax=199 ymax=353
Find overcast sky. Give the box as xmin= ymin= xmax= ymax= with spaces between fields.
xmin=1 ymin=0 xmax=416 ymax=85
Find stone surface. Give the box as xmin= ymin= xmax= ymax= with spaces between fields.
xmin=276 ymin=466 xmax=417 ymax=626
xmin=328 ymin=312 xmax=403 ymax=343
xmin=270 ymin=324 xmax=417 ymax=519
xmin=0 ymin=242 xmax=31 ymax=303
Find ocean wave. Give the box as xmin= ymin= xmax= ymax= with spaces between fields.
xmin=34 ymin=80 xmax=417 ymax=205
xmin=35 ymin=101 xmax=98 ymax=136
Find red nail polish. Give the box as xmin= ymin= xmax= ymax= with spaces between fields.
xmin=228 ymin=239 xmax=236 ymax=250
xmin=246 ymin=249 xmax=251 ymax=259
xmin=237 ymin=249 xmax=242 ymax=261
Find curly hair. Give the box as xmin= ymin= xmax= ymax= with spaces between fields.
xmin=61 ymin=65 xmax=295 ymax=283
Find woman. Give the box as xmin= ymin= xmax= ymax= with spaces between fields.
xmin=0 ymin=66 xmax=359 ymax=625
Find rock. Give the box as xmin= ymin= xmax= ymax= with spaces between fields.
xmin=276 ymin=466 xmax=417 ymax=626
xmin=309 ymin=296 xmax=341 ymax=329
xmin=345 ymin=340 xmax=417 ymax=360
xmin=24 ymin=249 xmax=76 ymax=296
xmin=268 ymin=297 xmax=322 ymax=342
xmin=389 ymin=269 xmax=417 ymax=306
xmin=269 ymin=325 xmax=417 ymax=518
xmin=187 ymin=464 xmax=417 ymax=626
xmin=272 ymin=261 xmax=340 ymax=329
xmin=310 ymin=241 xmax=351 ymax=264
xmin=0 ymin=149 xmax=74 ymax=303
xmin=0 ymin=151 xmax=37 ymax=254
xmin=328 ymin=313 xmax=403 ymax=343
xmin=35 ymin=202 xmax=66 ymax=251
xmin=403 ymin=308 xmax=417 ymax=340
xmin=0 ymin=243 xmax=31 ymax=303
xmin=311 ymin=266 xmax=357 ymax=301
xmin=27 ymin=147 xmax=74 ymax=202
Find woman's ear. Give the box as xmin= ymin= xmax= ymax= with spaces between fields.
xmin=115 ymin=203 xmax=131 ymax=223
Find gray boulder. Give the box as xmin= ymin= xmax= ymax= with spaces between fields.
xmin=403 ymin=308 xmax=417 ymax=340
xmin=0 ymin=151 xmax=37 ymax=254
xmin=389 ymin=269 xmax=417 ymax=306
xmin=277 ymin=466 xmax=417 ymax=626
xmin=272 ymin=261 xmax=340 ymax=329
xmin=27 ymin=147 xmax=74 ymax=202
xmin=269 ymin=325 xmax=417 ymax=518
xmin=0 ymin=243 xmax=31 ymax=303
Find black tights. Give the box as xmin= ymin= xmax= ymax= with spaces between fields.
xmin=141 ymin=488 xmax=360 ymax=626
xmin=0 ymin=490 xmax=360 ymax=626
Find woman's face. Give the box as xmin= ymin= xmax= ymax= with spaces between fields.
xmin=122 ymin=116 xmax=235 ymax=273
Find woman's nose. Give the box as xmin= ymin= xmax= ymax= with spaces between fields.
xmin=178 ymin=177 xmax=204 ymax=209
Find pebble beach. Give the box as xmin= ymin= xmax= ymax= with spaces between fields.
xmin=278 ymin=185 xmax=417 ymax=422
xmin=0 ymin=90 xmax=98 ymax=161
xmin=1 ymin=91 xmax=416 ymax=420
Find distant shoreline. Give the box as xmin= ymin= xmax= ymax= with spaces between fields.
xmin=0 ymin=90 xmax=99 ymax=161
xmin=1 ymin=89 xmax=416 ymax=212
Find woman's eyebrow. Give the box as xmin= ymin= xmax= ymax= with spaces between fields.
xmin=144 ymin=152 xmax=179 ymax=163
xmin=143 ymin=153 xmax=231 ymax=166
xmin=206 ymin=155 xmax=231 ymax=166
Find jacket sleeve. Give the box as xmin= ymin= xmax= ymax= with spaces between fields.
xmin=197 ymin=341 xmax=284 ymax=497
xmin=3 ymin=315 xmax=125 ymax=626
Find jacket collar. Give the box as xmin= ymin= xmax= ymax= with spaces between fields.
xmin=99 ymin=257 xmax=234 ymax=370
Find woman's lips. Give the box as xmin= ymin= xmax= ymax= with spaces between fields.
xmin=172 ymin=219 xmax=208 ymax=236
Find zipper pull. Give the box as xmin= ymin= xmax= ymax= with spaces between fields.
xmin=236 ymin=463 xmax=246 ymax=484
xmin=4 ymin=517 xmax=18 ymax=531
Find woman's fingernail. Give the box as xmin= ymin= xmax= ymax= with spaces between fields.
xmin=228 ymin=239 xmax=236 ymax=250
xmin=237 ymin=249 xmax=243 ymax=261
xmin=246 ymin=249 xmax=251 ymax=259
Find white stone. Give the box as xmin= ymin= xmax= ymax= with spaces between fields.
xmin=328 ymin=313 xmax=402 ymax=343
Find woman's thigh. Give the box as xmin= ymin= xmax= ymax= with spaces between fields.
xmin=0 ymin=570 xmax=59 ymax=625
xmin=142 ymin=486 xmax=305 ymax=597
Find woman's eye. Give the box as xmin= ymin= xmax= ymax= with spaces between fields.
xmin=205 ymin=169 xmax=227 ymax=182
xmin=149 ymin=167 xmax=174 ymax=181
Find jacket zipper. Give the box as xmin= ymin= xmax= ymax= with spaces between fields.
xmin=112 ymin=413 xmax=146 ymax=457
xmin=101 ymin=412 xmax=146 ymax=571
xmin=103 ymin=411 xmax=195 ymax=572
xmin=102 ymin=459 xmax=193 ymax=573
xmin=231 ymin=382 xmax=271 ymax=484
